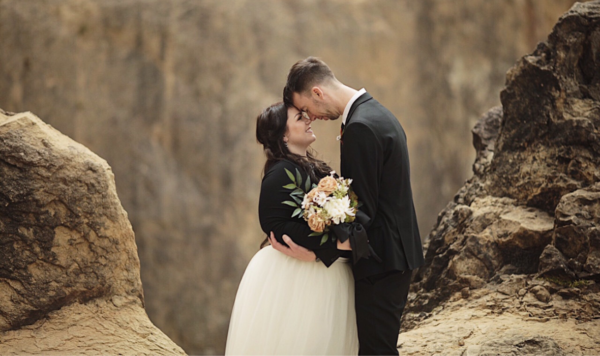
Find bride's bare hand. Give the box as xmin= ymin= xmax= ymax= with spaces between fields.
xmin=269 ymin=232 xmax=318 ymax=262
xmin=337 ymin=238 xmax=352 ymax=250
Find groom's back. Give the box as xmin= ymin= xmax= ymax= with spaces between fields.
xmin=342 ymin=95 xmax=425 ymax=279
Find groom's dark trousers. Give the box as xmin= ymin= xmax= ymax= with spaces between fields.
xmin=340 ymin=92 xmax=425 ymax=356
xmin=355 ymin=270 xmax=413 ymax=355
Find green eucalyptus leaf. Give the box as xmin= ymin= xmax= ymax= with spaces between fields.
xmin=291 ymin=188 xmax=304 ymax=196
xmin=305 ymin=176 xmax=311 ymax=193
xmin=295 ymin=169 xmax=303 ymax=187
xmin=285 ymin=168 xmax=296 ymax=184
xmin=320 ymin=234 xmax=329 ymax=245
xmin=292 ymin=208 xmax=302 ymax=218
xmin=282 ymin=183 xmax=297 ymax=190
xmin=291 ymin=195 xmax=302 ymax=205
xmin=282 ymin=200 xmax=298 ymax=207
xmin=308 ymin=231 xmax=323 ymax=237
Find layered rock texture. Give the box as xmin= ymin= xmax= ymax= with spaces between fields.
xmin=0 ymin=109 xmax=184 ymax=355
xmin=0 ymin=0 xmax=581 ymax=353
xmin=404 ymin=2 xmax=600 ymax=354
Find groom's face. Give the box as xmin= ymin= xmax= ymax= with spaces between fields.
xmin=292 ymin=90 xmax=340 ymax=122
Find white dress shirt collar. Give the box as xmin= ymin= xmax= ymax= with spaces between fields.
xmin=342 ymin=88 xmax=366 ymax=125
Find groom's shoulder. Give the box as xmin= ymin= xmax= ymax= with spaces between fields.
xmin=354 ymin=95 xmax=395 ymax=119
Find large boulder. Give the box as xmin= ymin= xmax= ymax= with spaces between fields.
xmin=403 ymin=3 xmax=600 ymax=354
xmin=0 ymin=109 xmax=184 ymax=355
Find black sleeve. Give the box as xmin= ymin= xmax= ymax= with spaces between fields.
xmin=258 ymin=161 xmax=341 ymax=267
xmin=340 ymin=122 xmax=382 ymax=230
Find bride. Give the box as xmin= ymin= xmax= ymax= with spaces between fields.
xmin=224 ymin=102 xmax=359 ymax=355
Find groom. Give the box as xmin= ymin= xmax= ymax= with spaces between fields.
xmin=270 ymin=57 xmax=425 ymax=355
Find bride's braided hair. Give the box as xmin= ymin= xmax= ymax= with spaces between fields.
xmin=256 ymin=102 xmax=332 ymax=183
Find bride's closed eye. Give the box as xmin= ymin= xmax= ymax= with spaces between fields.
xmin=298 ymin=112 xmax=310 ymax=123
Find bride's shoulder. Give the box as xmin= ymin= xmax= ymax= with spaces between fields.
xmin=268 ymin=159 xmax=299 ymax=171
xmin=264 ymin=160 xmax=302 ymax=179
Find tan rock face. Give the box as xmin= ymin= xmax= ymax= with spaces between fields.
xmin=0 ymin=299 xmax=186 ymax=356
xmin=399 ymin=284 xmax=600 ymax=355
xmin=0 ymin=110 xmax=184 ymax=355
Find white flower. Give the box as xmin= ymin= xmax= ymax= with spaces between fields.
xmin=322 ymin=196 xmax=355 ymax=225
xmin=301 ymin=194 xmax=312 ymax=209
xmin=313 ymin=191 xmax=329 ymax=206
xmin=337 ymin=184 xmax=349 ymax=196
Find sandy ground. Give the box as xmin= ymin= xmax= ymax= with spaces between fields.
xmin=398 ymin=289 xmax=600 ymax=355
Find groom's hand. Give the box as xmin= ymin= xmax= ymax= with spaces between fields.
xmin=337 ymin=238 xmax=352 ymax=250
xmin=269 ymin=232 xmax=317 ymax=262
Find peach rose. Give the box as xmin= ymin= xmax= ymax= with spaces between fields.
xmin=306 ymin=188 xmax=318 ymax=201
xmin=308 ymin=214 xmax=326 ymax=232
xmin=302 ymin=189 xmax=318 ymax=209
xmin=316 ymin=176 xmax=338 ymax=195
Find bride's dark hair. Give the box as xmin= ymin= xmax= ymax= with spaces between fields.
xmin=256 ymin=102 xmax=333 ymax=249
xmin=256 ymin=102 xmax=332 ymax=183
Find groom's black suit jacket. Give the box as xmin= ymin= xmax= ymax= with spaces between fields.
xmin=341 ymin=92 xmax=425 ymax=281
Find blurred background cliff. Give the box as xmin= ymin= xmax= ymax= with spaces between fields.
xmin=0 ymin=0 xmax=580 ymax=353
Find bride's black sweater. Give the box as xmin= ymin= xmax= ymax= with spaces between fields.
xmin=258 ymin=159 xmax=349 ymax=267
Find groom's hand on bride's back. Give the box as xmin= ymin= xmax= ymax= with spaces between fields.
xmin=268 ymin=232 xmax=317 ymax=262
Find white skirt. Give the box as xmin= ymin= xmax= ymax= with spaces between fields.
xmin=225 ymin=246 xmax=358 ymax=355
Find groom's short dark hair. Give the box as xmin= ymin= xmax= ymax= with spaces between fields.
xmin=284 ymin=57 xmax=336 ymax=107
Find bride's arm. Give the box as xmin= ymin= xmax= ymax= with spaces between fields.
xmin=259 ymin=161 xmax=342 ymax=266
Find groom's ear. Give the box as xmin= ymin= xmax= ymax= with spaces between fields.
xmin=311 ymin=86 xmax=324 ymax=100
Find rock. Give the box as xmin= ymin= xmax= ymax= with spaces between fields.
xmin=553 ymin=184 xmax=600 ymax=280
xmin=0 ymin=299 xmax=185 ymax=355
xmin=557 ymin=288 xmax=581 ymax=299
xmin=495 ymin=274 xmax=527 ymax=297
xmin=490 ymin=2 xmax=600 ymax=212
xmin=412 ymin=196 xmax=556 ymax=313
xmin=0 ymin=110 xmax=184 ymax=355
xmin=530 ymin=286 xmax=552 ymax=303
xmin=410 ymin=0 xmax=600 ymax=315
xmin=398 ymin=289 xmax=600 ymax=356
xmin=477 ymin=336 xmax=566 ymax=356
xmin=538 ymin=245 xmax=577 ymax=281
xmin=472 ymin=106 xmax=503 ymax=177
xmin=461 ymin=287 xmax=470 ymax=299
xmin=585 ymin=250 xmax=600 ymax=277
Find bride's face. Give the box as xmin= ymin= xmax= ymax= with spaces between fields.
xmin=285 ymin=106 xmax=316 ymax=149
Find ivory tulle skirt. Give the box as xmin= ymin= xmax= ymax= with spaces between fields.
xmin=225 ymin=246 xmax=358 ymax=355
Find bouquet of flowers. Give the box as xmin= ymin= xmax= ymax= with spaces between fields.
xmin=282 ymin=168 xmax=360 ymax=245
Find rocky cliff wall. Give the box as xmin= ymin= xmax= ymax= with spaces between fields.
xmin=0 ymin=0 xmax=579 ymax=353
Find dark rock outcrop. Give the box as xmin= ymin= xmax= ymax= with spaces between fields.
xmin=411 ymin=0 xmax=600 ymax=316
